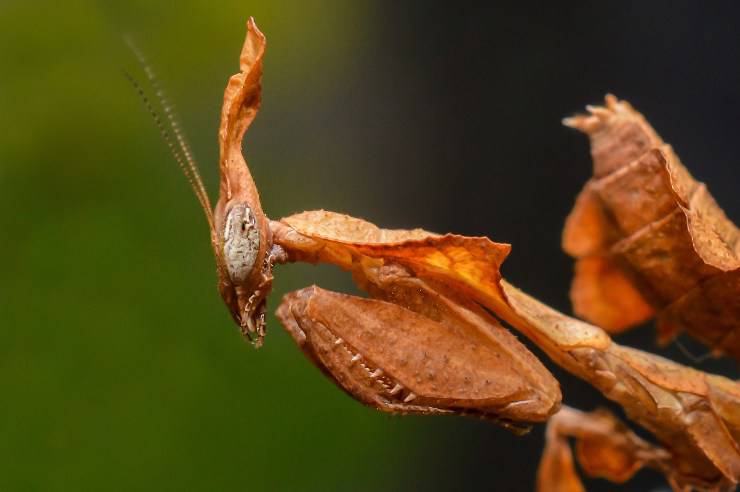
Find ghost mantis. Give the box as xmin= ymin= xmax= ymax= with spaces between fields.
xmin=134 ymin=19 xmax=740 ymax=491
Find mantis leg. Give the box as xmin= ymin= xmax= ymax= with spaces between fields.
xmin=536 ymin=406 xmax=701 ymax=492
xmin=276 ymin=285 xmax=559 ymax=431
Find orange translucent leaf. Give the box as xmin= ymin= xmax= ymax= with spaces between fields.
xmin=280 ymin=210 xmax=510 ymax=295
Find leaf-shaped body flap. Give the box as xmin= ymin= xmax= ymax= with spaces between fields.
xmin=212 ymin=19 xmax=277 ymax=346
xmin=277 ymin=286 xmax=559 ymax=424
xmin=563 ymin=95 xmax=740 ymax=358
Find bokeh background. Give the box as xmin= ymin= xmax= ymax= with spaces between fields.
xmin=2 ymin=1 xmax=738 ymax=491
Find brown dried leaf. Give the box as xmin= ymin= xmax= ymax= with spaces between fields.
xmin=563 ymin=95 xmax=740 ymax=359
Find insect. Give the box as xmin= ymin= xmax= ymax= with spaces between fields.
xmin=562 ymin=95 xmax=740 ymax=360
xmin=537 ymin=406 xmax=674 ymax=491
xmin=134 ymin=19 xmax=740 ymax=491
xmin=131 ymin=18 xmax=561 ymax=427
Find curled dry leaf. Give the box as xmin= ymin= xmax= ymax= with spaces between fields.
xmin=563 ymin=95 xmax=740 ymax=359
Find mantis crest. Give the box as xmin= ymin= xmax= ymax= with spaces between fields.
xmin=136 ymin=19 xmax=740 ymax=492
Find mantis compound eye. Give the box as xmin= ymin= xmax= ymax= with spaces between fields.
xmin=223 ymin=203 xmax=260 ymax=284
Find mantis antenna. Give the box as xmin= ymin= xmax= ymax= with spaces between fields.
xmin=123 ymin=37 xmax=214 ymax=229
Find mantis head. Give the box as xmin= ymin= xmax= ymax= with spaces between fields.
xmin=131 ymin=18 xmax=274 ymax=347
xmin=210 ymin=18 xmax=275 ymax=347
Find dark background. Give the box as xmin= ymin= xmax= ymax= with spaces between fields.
xmin=1 ymin=1 xmax=738 ymax=491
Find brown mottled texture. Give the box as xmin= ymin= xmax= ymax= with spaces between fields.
xmin=277 ymin=287 xmax=558 ymax=427
xmin=208 ymin=19 xmax=282 ymax=347
xmin=503 ymin=284 xmax=740 ymax=491
xmin=180 ymin=22 xmax=739 ymax=492
xmin=274 ymin=210 xmax=740 ymax=491
xmin=272 ymin=213 xmax=560 ymax=427
xmin=563 ymin=95 xmax=740 ymax=358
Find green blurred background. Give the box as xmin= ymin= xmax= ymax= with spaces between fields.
xmin=2 ymin=1 xmax=738 ymax=491
xmin=1 ymin=1 xmax=421 ymax=490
